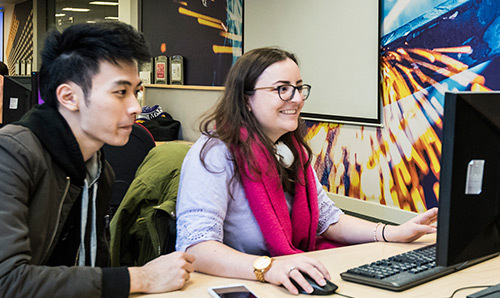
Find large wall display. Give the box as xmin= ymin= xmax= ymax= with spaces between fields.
xmin=141 ymin=0 xmax=243 ymax=86
xmin=307 ymin=0 xmax=500 ymax=213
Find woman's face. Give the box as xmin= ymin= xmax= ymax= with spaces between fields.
xmin=247 ymin=58 xmax=306 ymax=143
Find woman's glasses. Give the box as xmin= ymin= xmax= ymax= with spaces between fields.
xmin=252 ymin=84 xmax=311 ymax=101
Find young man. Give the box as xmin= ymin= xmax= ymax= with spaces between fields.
xmin=0 ymin=22 xmax=194 ymax=297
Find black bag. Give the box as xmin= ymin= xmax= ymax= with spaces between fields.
xmin=137 ymin=105 xmax=180 ymax=141
xmin=140 ymin=115 xmax=180 ymax=141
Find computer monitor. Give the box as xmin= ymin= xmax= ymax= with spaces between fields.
xmin=2 ymin=75 xmax=34 ymax=124
xmin=436 ymin=91 xmax=500 ymax=267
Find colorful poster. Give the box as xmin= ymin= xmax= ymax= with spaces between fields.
xmin=307 ymin=0 xmax=500 ymax=212
xmin=142 ymin=0 xmax=243 ymax=86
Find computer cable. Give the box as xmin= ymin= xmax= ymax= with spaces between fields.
xmin=443 ymin=285 xmax=494 ymax=298
xmin=334 ymin=292 xmax=356 ymax=298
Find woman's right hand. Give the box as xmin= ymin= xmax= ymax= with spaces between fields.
xmin=264 ymin=254 xmax=331 ymax=295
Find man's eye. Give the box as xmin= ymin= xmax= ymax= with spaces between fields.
xmin=115 ymin=90 xmax=126 ymax=95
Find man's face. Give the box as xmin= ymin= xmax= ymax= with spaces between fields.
xmin=75 ymin=60 xmax=142 ymax=149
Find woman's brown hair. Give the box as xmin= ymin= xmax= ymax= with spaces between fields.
xmin=199 ymin=47 xmax=313 ymax=194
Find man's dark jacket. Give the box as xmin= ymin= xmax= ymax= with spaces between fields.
xmin=0 ymin=104 xmax=129 ymax=297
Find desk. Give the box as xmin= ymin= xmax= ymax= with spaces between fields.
xmin=134 ymin=234 xmax=500 ymax=298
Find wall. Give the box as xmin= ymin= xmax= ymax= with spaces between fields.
xmin=118 ymin=0 xmax=138 ymax=29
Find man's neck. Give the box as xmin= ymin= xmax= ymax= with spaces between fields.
xmin=58 ymin=108 xmax=102 ymax=162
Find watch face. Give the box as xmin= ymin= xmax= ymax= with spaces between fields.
xmin=254 ymin=256 xmax=271 ymax=270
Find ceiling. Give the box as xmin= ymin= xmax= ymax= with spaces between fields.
xmin=54 ymin=1 xmax=119 ymax=29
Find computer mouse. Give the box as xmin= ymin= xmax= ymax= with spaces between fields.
xmin=290 ymin=272 xmax=338 ymax=295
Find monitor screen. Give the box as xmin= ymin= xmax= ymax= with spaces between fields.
xmin=437 ymin=91 xmax=500 ymax=267
xmin=2 ymin=75 xmax=34 ymax=125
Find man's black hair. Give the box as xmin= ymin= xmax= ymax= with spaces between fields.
xmin=39 ymin=21 xmax=151 ymax=108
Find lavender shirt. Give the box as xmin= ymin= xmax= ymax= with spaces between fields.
xmin=175 ymin=135 xmax=344 ymax=255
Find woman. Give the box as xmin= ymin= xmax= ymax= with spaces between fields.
xmin=175 ymin=47 xmax=437 ymax=295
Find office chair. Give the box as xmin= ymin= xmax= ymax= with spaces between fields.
xmin=103 ymin=122 xmax=156 ymax=219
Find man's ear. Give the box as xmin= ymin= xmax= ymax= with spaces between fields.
xmin=56 ymin=83 xmax=80 ymax=112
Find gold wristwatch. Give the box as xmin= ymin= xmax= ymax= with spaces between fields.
xmin=253 ymin=256 xmax=273 ymax=282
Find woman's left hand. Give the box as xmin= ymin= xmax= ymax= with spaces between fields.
xmin=384 ymin=207 xmax=438 ymax=243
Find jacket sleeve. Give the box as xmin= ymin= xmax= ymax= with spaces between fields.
xmin=0 ymin=129 xmax=129 ymax=298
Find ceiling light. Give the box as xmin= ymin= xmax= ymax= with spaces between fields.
xmin=62 ymin=7 xmax=91 ymax=12
xmin=55 ymin=13 xmax=66 ymax=17
xmin=89 ymin=1 xmax=119 ymax=5
xmin=105 ymin=16 xmax=119 ymax=20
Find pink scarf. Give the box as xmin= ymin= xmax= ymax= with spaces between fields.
xmin=232 ymin=129 xmax=320 ymax=256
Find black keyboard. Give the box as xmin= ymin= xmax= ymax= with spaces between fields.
xmin=340 ymin=244 xmax=457 ymax=291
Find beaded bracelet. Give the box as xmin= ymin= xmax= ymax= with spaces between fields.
xmin=373 ymin=222 xmax=382 ymax=242
xmin=382 ymin=224 xmax=388 ymax=242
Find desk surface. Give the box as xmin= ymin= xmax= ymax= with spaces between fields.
xmin=134 ymin=234 xmax=500 ymax=298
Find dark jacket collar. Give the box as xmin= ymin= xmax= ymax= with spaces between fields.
xmin=16 ymin=104 xmax=87 ymax=186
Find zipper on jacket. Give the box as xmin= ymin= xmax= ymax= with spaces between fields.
xmin=43 ymin=177 xmax=71 ymax=262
